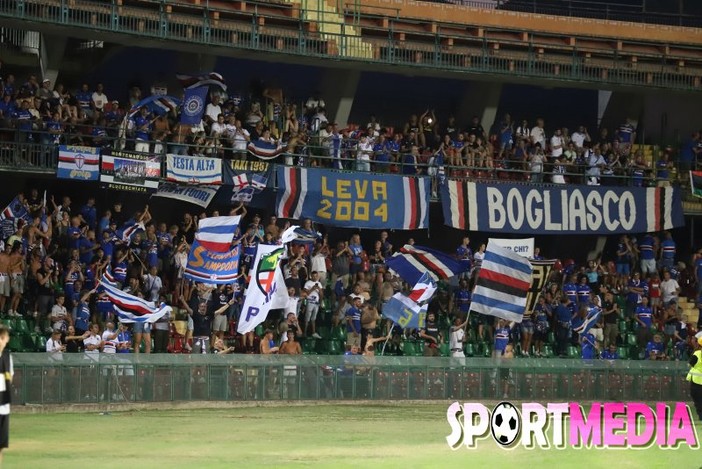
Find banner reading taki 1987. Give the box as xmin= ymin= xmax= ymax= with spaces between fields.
xmin=442 ymin=180 xmax=684 ymax=234
xmin=276 ymin=167 xmax=430 ymax=230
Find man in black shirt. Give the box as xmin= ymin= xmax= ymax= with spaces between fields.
xmin=420 ymin=311 xmax=440 ymax=357
xmin=184 ymin=284 xmax=214 ymax=353
xmin=601 ymin=289 xmax=619 ymax=348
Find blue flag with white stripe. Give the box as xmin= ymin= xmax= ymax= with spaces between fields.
xmin=385 ymin=244 xmax=469 ymax=285
xmin=382 ymin=293 xmax=427 ymax=330
xmin=573 ymin=306 xmax=602 ymax=336
xmin=470 ymin=242 xmax=533 ymax=323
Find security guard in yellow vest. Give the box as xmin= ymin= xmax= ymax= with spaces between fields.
xmin=687 ymin=337 xmax=702 ymax=421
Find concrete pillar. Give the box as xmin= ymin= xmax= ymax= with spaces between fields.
xmin=39 ymin=34 xmax=67 ymax=84
xmin=456 ymin=81 xmax=503 ymax=132
xmin=318 ymin=69 xmax=360 ymax=127
xmin=598 ymin=91 xmax=644 ymax=136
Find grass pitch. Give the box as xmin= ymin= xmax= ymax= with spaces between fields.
xmin=6 ymin=404 xmax=701 ymax=468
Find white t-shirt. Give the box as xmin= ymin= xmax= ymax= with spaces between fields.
xmin=660 ymin=279 xmax=680 ymax=303
xmin=205 ymin=103 xmax=222 ymax=122
xmin=92 ymin=92 xmax=108 ymax=110
xmin=550 ymin=135 xmax=564 ymax=157
xmin=102 ymin=330 xmax=118 ymax=353
xmin=83 ymin=334 xmax=101 ymax=356
xmin=450 ymin=328 xmax=465 ymax=350
xmin=357 ymin=141 xmax=372 ymax=161
xmin=304 ymin=280 xmax=323 ymax=304
xmin=51 ymin=305 xmax=68 ymax=330
xmin=310 ymin=253 xmax=327 ymax=274
xmin=531 ymin=126 xmax=545 ymax=147
xmin=571 ymin=131 xmax=587 ymax=148
xmin=286 ymin=296 xmax=300 ymax=318
xmin=232 ymin=127 xmax=250 ymax=151
xmin=46 ymin=338 xmax=63 ymax=353
xmin=211 ymin=121 xmax=227 ymax=136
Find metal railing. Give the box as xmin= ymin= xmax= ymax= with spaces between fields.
xmin=10 ymin=353 xmax=692 ymax=404
xmin=0 ymin=0 xmax=699 ymax=92
xmin=493 ymin=0 xmax=702 ymax=28
xmin=0 ymin=128 xmax=677 ymax=190
xmin=0 ymin=27 xmax=40 ymax=54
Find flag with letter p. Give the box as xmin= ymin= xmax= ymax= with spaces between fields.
xmin=181 ymin=86 xmax=208 ymax=125
xmin=382 ymin=293 xmax=427 ymax=330
xmin=237 ymin=244 xmax=289 ymax=334
xmin=470 ymin=242 xmax=533 ymax=323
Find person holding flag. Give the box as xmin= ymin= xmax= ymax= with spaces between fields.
xmin=449 ymin=317 xmax=469 ymax=358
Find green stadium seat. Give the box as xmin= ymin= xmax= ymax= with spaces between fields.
xmin=35 ymin=334 xmax=47 ymax=351
xmin=317 ymin=326 xmax=331 ymax=339
xmin=482 ymin=344 xmax=491 ymax=357
xmin=401 ymin=341 xmax=417 ymax=356
xmin=0 ymin=319 xmax=11 ymax=330
xmin=464 ymin=343 xmax=474 ymax=357
xmin=333 ymin=326 xmax=346 ymax=342
xmin=617 ymin=346 xmax=628 ymax=360
xmin=7 ymin=335 xmax=22 ymax=352
xmin=547 ymin=332 xmax=555 ymax=344
xmin=542 ymin=345 xmax=553 ymax=358
xmin=567 ymin=346 xmax=579 ymax=358
xmin=618 ymin=320 xmax=628 ymax=335
xmin=254 ymin=325 xmax=264 ymax=337
xmin=21 ymin=333 xmax=34 ymax=351
xmin=301 ymin=338 xmax=317 ymax=354
xmin=326 ymin=340 xmax=343 ymax=355
xmin=439 ymin=343 xmax=450 ymax=357
xmin=626 ymin=333 xmax=637 ymax=347
xmin=13 ymin=319 xmax=29 ymax=334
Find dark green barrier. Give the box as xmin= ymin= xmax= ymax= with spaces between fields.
xmin=11 ymin=354 xmax=692 ymax=404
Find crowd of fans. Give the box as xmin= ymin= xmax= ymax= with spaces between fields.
xmin=0 ymin=66 xmax=696 ymax=194
xmin=0 ymin=67 xmax=701 ymax=362
xmin=0 ymin=186 xmax=701 ymax=363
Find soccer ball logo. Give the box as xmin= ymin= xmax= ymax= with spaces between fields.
xmin=490 ymin=402 xmax=521 ymax=447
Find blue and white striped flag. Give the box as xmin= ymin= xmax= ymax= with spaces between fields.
xmin=470 ymin=242 xmax=533 ymax=323
xmin=573 ymin=306 xmax=602 ymax=336
xmin=100 ymin=271 xmax=171 ymax=324
xmin=116 ymin=221 xmax=145 ymax=243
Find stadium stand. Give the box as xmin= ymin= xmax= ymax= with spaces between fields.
xmin=0 ymin=0 xmax=700 ymax=409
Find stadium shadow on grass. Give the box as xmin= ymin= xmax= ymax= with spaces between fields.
xmin=8 ymin=405 xmax=701 ymax=468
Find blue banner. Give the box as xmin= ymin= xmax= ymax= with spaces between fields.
xmin=219 ymin=159 xmax=274 ymax=207
xmin=442 ymin=180 xmax=684 ymax=234
xmin=180 ymin=86 xmax=208 ymax=125
xmin=276 ymin=166 xmax=430 ymax=230
xmin=184 ymin=239 xmax=241 ymax=284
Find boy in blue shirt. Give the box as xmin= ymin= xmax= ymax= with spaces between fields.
xmin=600 ymin=343 xmax=619 ymax=360
xmin=645 ymin=333 xmax=666 ymax=360
xmin=634 ymin=296 xmax=653 ymax=349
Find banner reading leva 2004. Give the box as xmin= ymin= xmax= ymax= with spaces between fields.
xmin=276 ymin=166 xmax=430 ymax=230
xmin=441 ymin=180 xmax=684 ymax=235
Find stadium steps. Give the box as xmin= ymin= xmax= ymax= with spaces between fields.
xmin=679 ymin=296 xmax=700 ymax=324
xmin=288 ymin=0 xmax=373 ymax=59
